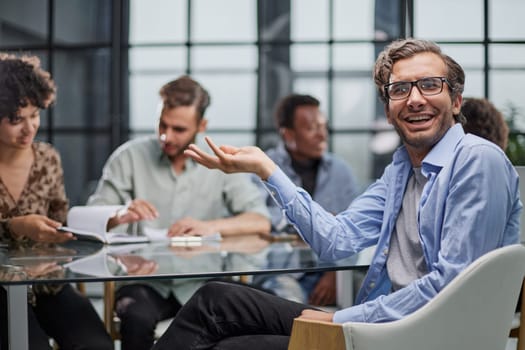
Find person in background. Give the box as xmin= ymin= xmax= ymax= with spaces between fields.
xmin=151 ymin=38 xmax=521 ymax=350
xmin=0 ymin=53 xmax=113 ymax=350
xmin=254 ymin=93 xmax=359 ymax=306
xmin=87 ymin=75 xmax=271 ymax=350
xmin=461 ymin=97 xmax=509 ymax=150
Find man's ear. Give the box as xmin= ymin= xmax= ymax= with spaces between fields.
xmin=198 ymin=118 xmax=208 ymax=132
xmin=452 ymin=94 xmax=463 ymax=116
xmin=280 ymin=127 xmax=294 ymax=141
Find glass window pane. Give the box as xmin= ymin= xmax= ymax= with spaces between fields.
xmin=291 ymin=0 xmax=329 ymax=41
xmin=192 ymin=0 xmax=256 ymax=42
xmin=193 ymin=46 xmax=257 ymax=70
xmin=333 ymin=43 xmax=375 ymax=70
xmin=53 ymin=49 xmax=111 ymax=128
xmin=0 ymin=0 xmax=48 ymax=47
xmin=291 ymin=44 xmax=329 ymax=71
xmin=414 ymin=0 xmax=483 ymax=40
xmin=54 ymin=134 xmax=111 ymax=206
xmin=130 ymin=74 xmax=185 ymax=130
xmin=293 ymin=78 xmax=328 ymax=113
xmin=490 ymin=45 xmax=525 ymax=67
xmin=130 ymin=0 xmax=187 ymax=43
xmin=490 ymin=71 xmax=525 ymax=130
xmin=332 ymin=77 xmax=375 ymax=129
xmin=333 ymin=0 xmax=374 ymax=40
xmin=439 ymin=44 xmax=484 ymax=68
xmin=193 ymin=74 xmax=256 ymax=129
xmin=38 ymin=110 xmax=50 ymax=130
xmin=203 ymin=132 xmax=255 ymax=147
xmin=333 ymin=133 xmax=374 ymax=188
xmin=490 ymin=0 xmax=525 ymax=40
xmin=54 ymin=0 xmax=111 ymax=44
xmin=462 ymin=70 xmax=484 ymax=99
xmin=130 ymin=47 xmax=187 ymax=71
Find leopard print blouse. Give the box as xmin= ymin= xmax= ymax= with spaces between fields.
xmin=0 ymin=142 xmax=69 ymax=301
xmin=0 ymin=142 xmax=68 ymax=241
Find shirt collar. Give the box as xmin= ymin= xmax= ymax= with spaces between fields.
xmin=392 ymin=123 xmax=465 ymax=171
xmin=422 ymin=123 xmax=464 ymax=168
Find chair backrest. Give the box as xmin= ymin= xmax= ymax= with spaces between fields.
xmin=341 ymin=244 xmax=525 ymax=350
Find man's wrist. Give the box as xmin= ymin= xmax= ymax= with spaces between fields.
xmin=258 ymin=160 xmax=277 ymax=181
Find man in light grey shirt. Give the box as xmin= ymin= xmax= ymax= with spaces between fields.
xmin=87 ymin=75 xmax=271 ymax=350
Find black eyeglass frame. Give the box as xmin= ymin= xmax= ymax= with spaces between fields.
xmin=383 ymin=76 xmax=452 ymax=101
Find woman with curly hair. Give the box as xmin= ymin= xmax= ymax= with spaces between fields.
xmin=461 ymin=97 xmax=509 ymax=151
xmin=0 ymin=53 xmax=113 ymax=349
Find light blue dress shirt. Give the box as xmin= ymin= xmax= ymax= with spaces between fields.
xmin=263 ymin=124 xmax=521 ymax=323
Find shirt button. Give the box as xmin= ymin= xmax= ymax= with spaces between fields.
xmin=383 ymin=248 xmax=388 ymax=255
xmin=369 ymin=282 xmax=375 ymax=289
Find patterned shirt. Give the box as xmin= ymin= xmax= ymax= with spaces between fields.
xmin=0 ymin=142 xmax=69 ymax=301
xmin=0 ymin=142 xmax=68 ymax=243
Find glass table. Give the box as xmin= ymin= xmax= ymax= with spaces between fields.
xmin=0 ymin=234 xmax=371 ymax=350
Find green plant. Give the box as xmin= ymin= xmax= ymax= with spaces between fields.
xmin=504 ymin=102 xmax=525 ymax=165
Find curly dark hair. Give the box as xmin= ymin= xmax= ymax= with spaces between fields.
xmin=159 ymin=75 xmax=210 ymax=120
xmin=462 ymin=97 xmax=509 ymax=150
xmin=0 ymin=53 xmax=56 ymax=122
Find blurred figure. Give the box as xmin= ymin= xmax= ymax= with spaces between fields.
xmin=461 ymin=97 xmax=509 ymax=150
xmin=88 ymin=75 xmax=270 ymax=350
xmin=0 ymin=53 xmax=112 ymax=349
xmin=254 ymin=94 xmax=359 ymax=306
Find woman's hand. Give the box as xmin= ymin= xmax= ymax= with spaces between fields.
xmin=9 ymin=214 xmax=74 ymax=243
xmin=184 ymin=136 xmax=277 ymax=180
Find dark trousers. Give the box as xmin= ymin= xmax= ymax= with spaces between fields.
xmin=0 ymin=284 xmax=113 ymax=350
xmin=115 ymin=284 xmax=182 ymax=350
xmin=152 ymin=281 xmax=314 ymax=350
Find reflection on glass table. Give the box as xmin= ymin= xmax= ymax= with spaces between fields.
xmin=1 ymin=233 xmax=369 ymax=283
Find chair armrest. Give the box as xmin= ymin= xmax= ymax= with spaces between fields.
xmin=288 ymin=318 xmax=345 ymax=350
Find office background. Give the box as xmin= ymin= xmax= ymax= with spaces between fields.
xmin=1 ymin=0 xmax=524 ymax=206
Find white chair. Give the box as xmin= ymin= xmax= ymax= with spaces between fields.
xmin=288 ymin=244 xmax=525 ymax=350
xmin=509 ymin=166 xmax=525 ymax=350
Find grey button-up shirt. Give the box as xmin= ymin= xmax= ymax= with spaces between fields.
xmin=87 ymin=135 xmax=270 ymax=302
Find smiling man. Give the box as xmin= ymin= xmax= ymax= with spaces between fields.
xmin=87 ymin=76 xmax=270 ymax=350
xmin=151 ymin=39 xmax=521 ymax=350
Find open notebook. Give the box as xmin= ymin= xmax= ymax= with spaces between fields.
xmin=59 ymin=206 xmax=149 ymax=244
xmin=59 ymin=206 xmax=222 ymax=245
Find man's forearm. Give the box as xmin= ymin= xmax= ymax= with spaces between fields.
xmin=211 ymin=212 xmax=271 ymax=236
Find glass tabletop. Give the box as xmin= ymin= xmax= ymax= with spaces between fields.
xmin=0 ymin=234 xmax=370 ymax=285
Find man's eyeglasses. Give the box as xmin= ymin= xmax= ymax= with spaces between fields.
xmin=384 ymin=77 xmax=451 ymax=101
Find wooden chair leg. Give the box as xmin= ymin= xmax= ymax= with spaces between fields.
xmin=75 ymin=282 xmax=86 ymax=295
xmin=104 ymin=281 xmax=121 ymax=340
